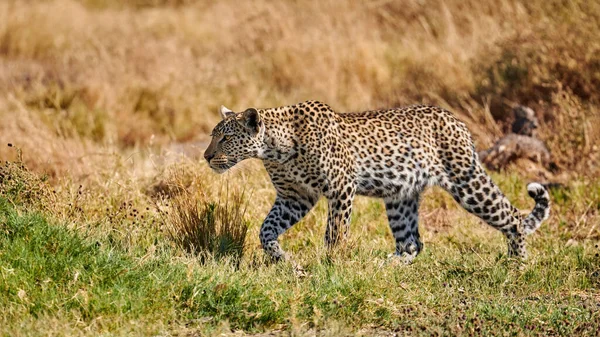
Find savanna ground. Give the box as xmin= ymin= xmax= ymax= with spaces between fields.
xmin=1 ymin=0 xmax=600 ymax=336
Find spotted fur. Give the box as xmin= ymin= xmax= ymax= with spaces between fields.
xmin=204 ymin=101 xmax=550 ymax=262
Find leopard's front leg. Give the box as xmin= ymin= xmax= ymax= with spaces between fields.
xmin=324 ymin=181 xmax=356 ymax=248
xmin=260 ymin=192 xmax=318 ymax=262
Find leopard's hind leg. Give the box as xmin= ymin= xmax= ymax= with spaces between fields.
xmin=439 ymin=161 xmax=549 ymax=259
xmin=384 ymin=195 xmax=423 ymax=263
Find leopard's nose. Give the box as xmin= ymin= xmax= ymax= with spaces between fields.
xmin=204 ymin=152 xmax=214 ymax=162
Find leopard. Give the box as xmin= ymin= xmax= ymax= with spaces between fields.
xmin=203 ymin=100 xmax=550 ymax=263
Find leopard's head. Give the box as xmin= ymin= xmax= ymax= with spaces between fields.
xmin=204 ymin=105 xmax=265 ymax=173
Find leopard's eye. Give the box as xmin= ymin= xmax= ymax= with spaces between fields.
xmin=220 ymin=135 xmax=230 ymax=142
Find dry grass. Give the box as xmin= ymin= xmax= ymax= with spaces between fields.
xmin=160 ymin=172 xmax=250 ymax=264
xmin=0 ymin=0 xmax=597 ymax=177
xmin=0 ymin=144 xmax=53 ymax=209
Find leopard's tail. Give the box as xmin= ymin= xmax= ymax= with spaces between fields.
xmin=522 ymin=183 xmax=550 ymax=235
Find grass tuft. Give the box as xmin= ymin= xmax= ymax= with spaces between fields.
xmin=164 ymin=187 xmax=250 ymax=265
xmin=0 ymin=145 xmax=52 ymax=210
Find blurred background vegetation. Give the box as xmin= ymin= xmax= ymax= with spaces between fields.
xmin=0 ymin=0 xmax=598 ymax=178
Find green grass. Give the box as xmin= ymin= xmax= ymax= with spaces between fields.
xmin=0 ymin=197 xmax=186 ymax=335
xmin=1 ymin=194 xmax=599 ymax=336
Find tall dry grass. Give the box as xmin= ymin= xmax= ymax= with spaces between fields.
xmin=163 ymin=188 xmax=250 ymax=264
xmin=1 ymin=0 xmax=598 ymax=176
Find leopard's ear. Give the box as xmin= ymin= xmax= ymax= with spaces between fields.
xmin=219 ymin=105 xmax=236 ymax=119
xmin=240 ymin=108 xmax=262 ymax=134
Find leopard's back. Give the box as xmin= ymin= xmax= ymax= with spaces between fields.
xmin=335 ymin=105 xmax=474 ymax=198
